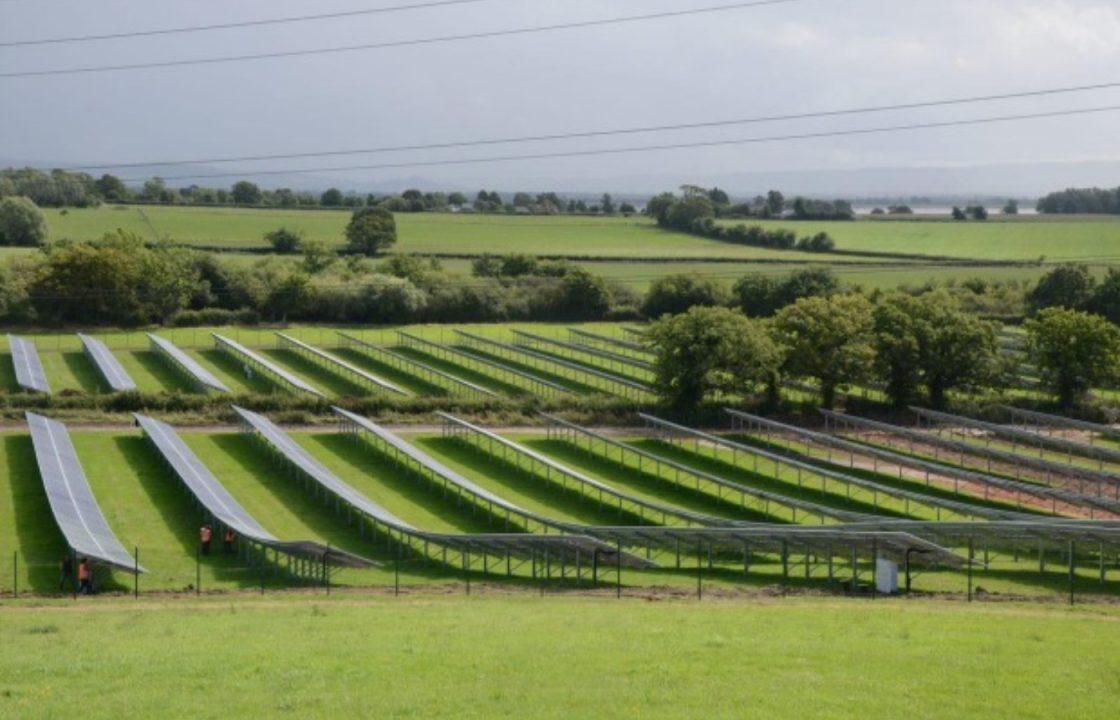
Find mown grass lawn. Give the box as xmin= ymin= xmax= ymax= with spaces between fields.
xmin=1 ymin=594 xmax=1118 ymax=719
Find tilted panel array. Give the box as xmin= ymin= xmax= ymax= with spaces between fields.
xmin=337 ymin=331 xmax=497 ymax=398
xmin=567 ymin=327 xmax=653 ymax=356
xmin=9 ymin=335 xmax=50 ymax=394
xmin=136 ymin=413 xmax=373 ymax=567
xmin=438 ymin=411 xmax=741 ymax=528
xmin=511 ymin=329 xmax=654 ymax=373
xmin=913 ymin=406 xmax=1120 ymax=467
xmin=27 ymin=412 xmax=141 ymax=572
xmin=275 ymin=333 xmax=407 ymax=396
xmin=236 ymin=406 xmax=621 ymax=565
xmin=538 ymin=412 xmax=867 ymax=524
xmin=998 ymin=405 xmax=1120 ymax=443
xmin=213 ymin=333 xmax=324 ymax=397
xmin=148 ymin=333 xmax=230 ymax=393
xmin=78 ymin=333 xmax=137 ymax=392
xmin=640 ymin=412 xmax=1011 ymax=522
xmin=396 ymin=330 xmax=572 ymax=397
xmin=728 ymin=408 xmax=1111 ymax=518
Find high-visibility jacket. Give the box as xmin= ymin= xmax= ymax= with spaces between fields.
xmin=78 ymin=563 xmax=90 ymax=581
xmin=200 ymin=527 xmax=212 ymax=542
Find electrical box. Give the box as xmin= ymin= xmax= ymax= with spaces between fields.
xmin=876 ymin=559 xmax=899 ymax=594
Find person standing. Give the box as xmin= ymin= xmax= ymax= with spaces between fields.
xmin=200 ymin=524 xmax=213 ymax=556
xmin=77 ymin=558 xmax=93 ymax=595
xmin=223 ymin=528 xmax=235 ymax=555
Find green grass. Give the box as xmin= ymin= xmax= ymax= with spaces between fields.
xmin=45 ymin=204 xmax=1120 ymax=263
xmin=2 ymin=595 xmax=1120 ymax=719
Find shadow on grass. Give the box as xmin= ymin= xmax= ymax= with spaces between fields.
xmin=334 ymin=347 xmax=448 ymax=397
xmin=307 ymin=432 xmax=497 ymax=534
xmin=415 ymin=436 xmax=649 ymax=527
xmin=453 ymin=346 xmax=602 ymax=395
xmin=632 ymin=439 xmax=910 ymax=518
xmin=113 ymin=435 xmax=258 ymax=589
xmin=393 ymin=346 xmax=526 ymax=397
xmin=197 ymin=349 xmax=275 ymax=394
xmin=0 ymin=354 xmax=20 ymax=392
xmin=61 ymin=351 xmax=102 ymax=393
xmin=128 ymin=350 xmax=195 ymax=393
xmin=5 ymin=435 xmax=68 ymax=593
xmin=261 ymin=348 xmax=358 ymax=398
xmin=523 ymin=438 xmax=778 ymax=523
xmin=728 ymin=433 xmax=1044 ymax=516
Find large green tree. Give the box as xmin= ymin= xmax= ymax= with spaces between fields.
xmin=1026 ymin=264 xmax=1096 ymax=314
xmin=344 ymin=206 xmax=397 ymax=256
xmin=646 ymin=306 xmax=780 ymax=409
xmin=1026 ymin=307 xmax=1120 ymax=406
xmin=773 ymin=293 xmax=875 ymax=408
xmin=641 ymin=273 xmax=728 ymax=318
xmin=0 ymin=196 xmax=47 ymax=246
xmin=873 ymin=293 xmax=998 ymax=407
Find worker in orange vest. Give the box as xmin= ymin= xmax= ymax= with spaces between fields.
xmin=200 ymin=524 xmax=213 ymax=556
xmin=77 ymin=558 xmax=93 ymax=595
xmin=223 ymin=528 xmax=235 ymax=554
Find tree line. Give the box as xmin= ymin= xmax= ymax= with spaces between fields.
xmin=1036 ymin=187 xmax=1120 ymax=215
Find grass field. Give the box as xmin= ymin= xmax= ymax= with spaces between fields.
xmin=44 ymin=204 xmax=1120 ymax=263
xmin=2 ymin=594 xmax=1119 ymax=719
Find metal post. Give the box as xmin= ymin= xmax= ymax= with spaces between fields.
xmin=967 ymin=538 xmax=974 ymax=602
xmin=1068 ymin=540 xmax=1075 ymax=606
xmin=196 ymin=546 xmax=201 ymax=596
xmin=134 ymin=547 xmax=139 ymax=599
xmin=871 ymin=540 xmax=878 ymax=600
xmin=464 ymin=550 xmax=471 ymax=596
xmin=616 ymin=541 xmax=622 ymax=599
xmin=12 ymin=552 xmax=17 ymax=598
xmin=696 ymin=541 xmax=703 ymax=601
xmin=394 ymin=545 xmax=400 ymax=597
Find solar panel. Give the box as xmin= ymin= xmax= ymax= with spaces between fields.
xmin=26 ymin=412 xmax=141 ymax=572
xmin=212 ymin=333 xmax=324 ymax=397
xmin=998 ymin=405 xmax=1120 ymax=442
xmin=9 ymin=335 xmax=50 ymax=394
xmin=438 ymin=411 xmax=737 ymax=528
xmin=729 ymin=408 xmax=1114 ymax=517
xmin=134 ymin=413 xmax=276 ymax=543
xmin=512 ymin=329 xmax=654 ymax=372
xmin=337 ymin=331 xmax=497 ymax=397
xmin=135 ymin=413 xmax=374 ymax=568
xmin=567 ymin=327 xmax=654 ymax=356
xmin=275 ymin=333 xmax=407 ymax=396
xmin=396 ymin=330 xmax=573 ymax=397
xmin=78 ymin=333 xmax=137 ymax=392
xmin=233 ymin=406 xmax=410 ymax=528
xmin=147 ymin=333 xmax=230 ymax=393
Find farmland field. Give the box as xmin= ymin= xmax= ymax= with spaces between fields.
xmin=2 ymin=595 xmax=1118 ymax=720
xmin=43 ymin=204 xmax=1120 ymax=262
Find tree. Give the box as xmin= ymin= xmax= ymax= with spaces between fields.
xmin=548 ymin=269 xmax=612 ymax=320
xmin=264 ymin=227 xmax=303 ymax=254
xmin=1087 ymin=268 xmax=1120 ymax=325
xmin=968 ymin=205 xmax=988 ymax=221
xmin=1002 ymin=199 xmax=1019 ymax=215
xmin=873 ymin=293 xmax=998 ymax=407
xmin=766 ymin=190 xmax=785 ymax=216
xmin=645 ymin=192 xmax=676 ymax=223
xmin=0 ymin=196 xmax=47 ymax=246
xmin=1026 ymin=308 xmax=1120 ymax=406
xmin=951 ymin=206 xmax=966 ymax=221
xmin=94 ymin=174 xmax=129 ymax=202
xmin=230 ymin=181 xmax=262 ymax=205
xmin=320 ymin=188 xmax=344 ymax=206
xmin=641 ymin=274 xmax=728 ymax=318
xmin=646 ymin=306 xmax=780 ymax=409
xmin=707 ymin=187 xmax=730 ymax=206
xmin=300 ymin=239 xmax=336 ymax=273
xmin=619 ymin=202 xmax=636 ymax=216
xmin=448 ymin=191 xmax=468 ymax=206
xmin=773 ymin=294 xmax=875 ymax=408
xmin=732 ymin=275 xmax=780 ymax=317
xmin=141 ymin=177 xmax=169 ymax=202
xmin=600 ymin=193 xmax=616 ymax=215
xmin=344 ymin=206 xmax=397 ymax=256
xmin=1026 ymin=264 xmax=1095 ymax=314
xmin=263 ymin=272 xmax=315 ymax=321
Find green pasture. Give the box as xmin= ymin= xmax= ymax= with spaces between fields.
xmin=44 ymin=205 xmax=1120 ymax=264
xmin=3 ymin=595 xmax=1119 ymax=720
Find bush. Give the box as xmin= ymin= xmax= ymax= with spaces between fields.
xmin=345 ymin=206 xmax=397 ymax=256
xmin=0 ymin=196 xmax=47 ymax=246
xmin=264 ymin=227 xmax=303 ymax=254
xmin=641 ymin=274 xmax=728 ymax=318
xmin=171 ymin=308 xmax=260 ymax=327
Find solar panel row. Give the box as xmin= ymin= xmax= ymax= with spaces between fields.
xmin=9 ymin=335 xmax=50 ymax=394
xmin=275 ymin=333 xmax=407 ymax=396
xmin=212 ymin=333 xmax=324 ymax=397
xmin=148 ymin=333 xmax=230 ymax=393
xmin=78 ymin=333 xmax=137 ymax=392
xmin=26 ymin=412 xmax=141 ymax=572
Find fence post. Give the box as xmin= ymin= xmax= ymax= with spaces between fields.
xmin=696 ymin=541 xmax=703 ymax=601
xmin=1068 ymin=540 xmax=1076 ymax=606
xmin=196 ymin=546 xmax=201 ymax=596
xmin=616 ymin=541 xmax=622 ymax=599
xmin=394 ymin=545 xmax=400 ymax=597
xmin=134 ymin=546 xmax=139 ymax=599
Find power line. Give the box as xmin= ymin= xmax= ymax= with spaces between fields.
xmin=0 ymin=0 xmax=493 ymax=48
xmin=118 ymin=105 xmax=1120 ymax=182
xmin=62 ymin=80 xmax=1120 ymax=171
xmin=0 ymin=0 xmax=814 ymax=78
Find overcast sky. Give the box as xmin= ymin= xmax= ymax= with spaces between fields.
xmin=2 ymin=0 xmax=1119 ymax=195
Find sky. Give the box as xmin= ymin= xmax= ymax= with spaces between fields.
xmin=2 ymin=0 xmax=1119 ymax=196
